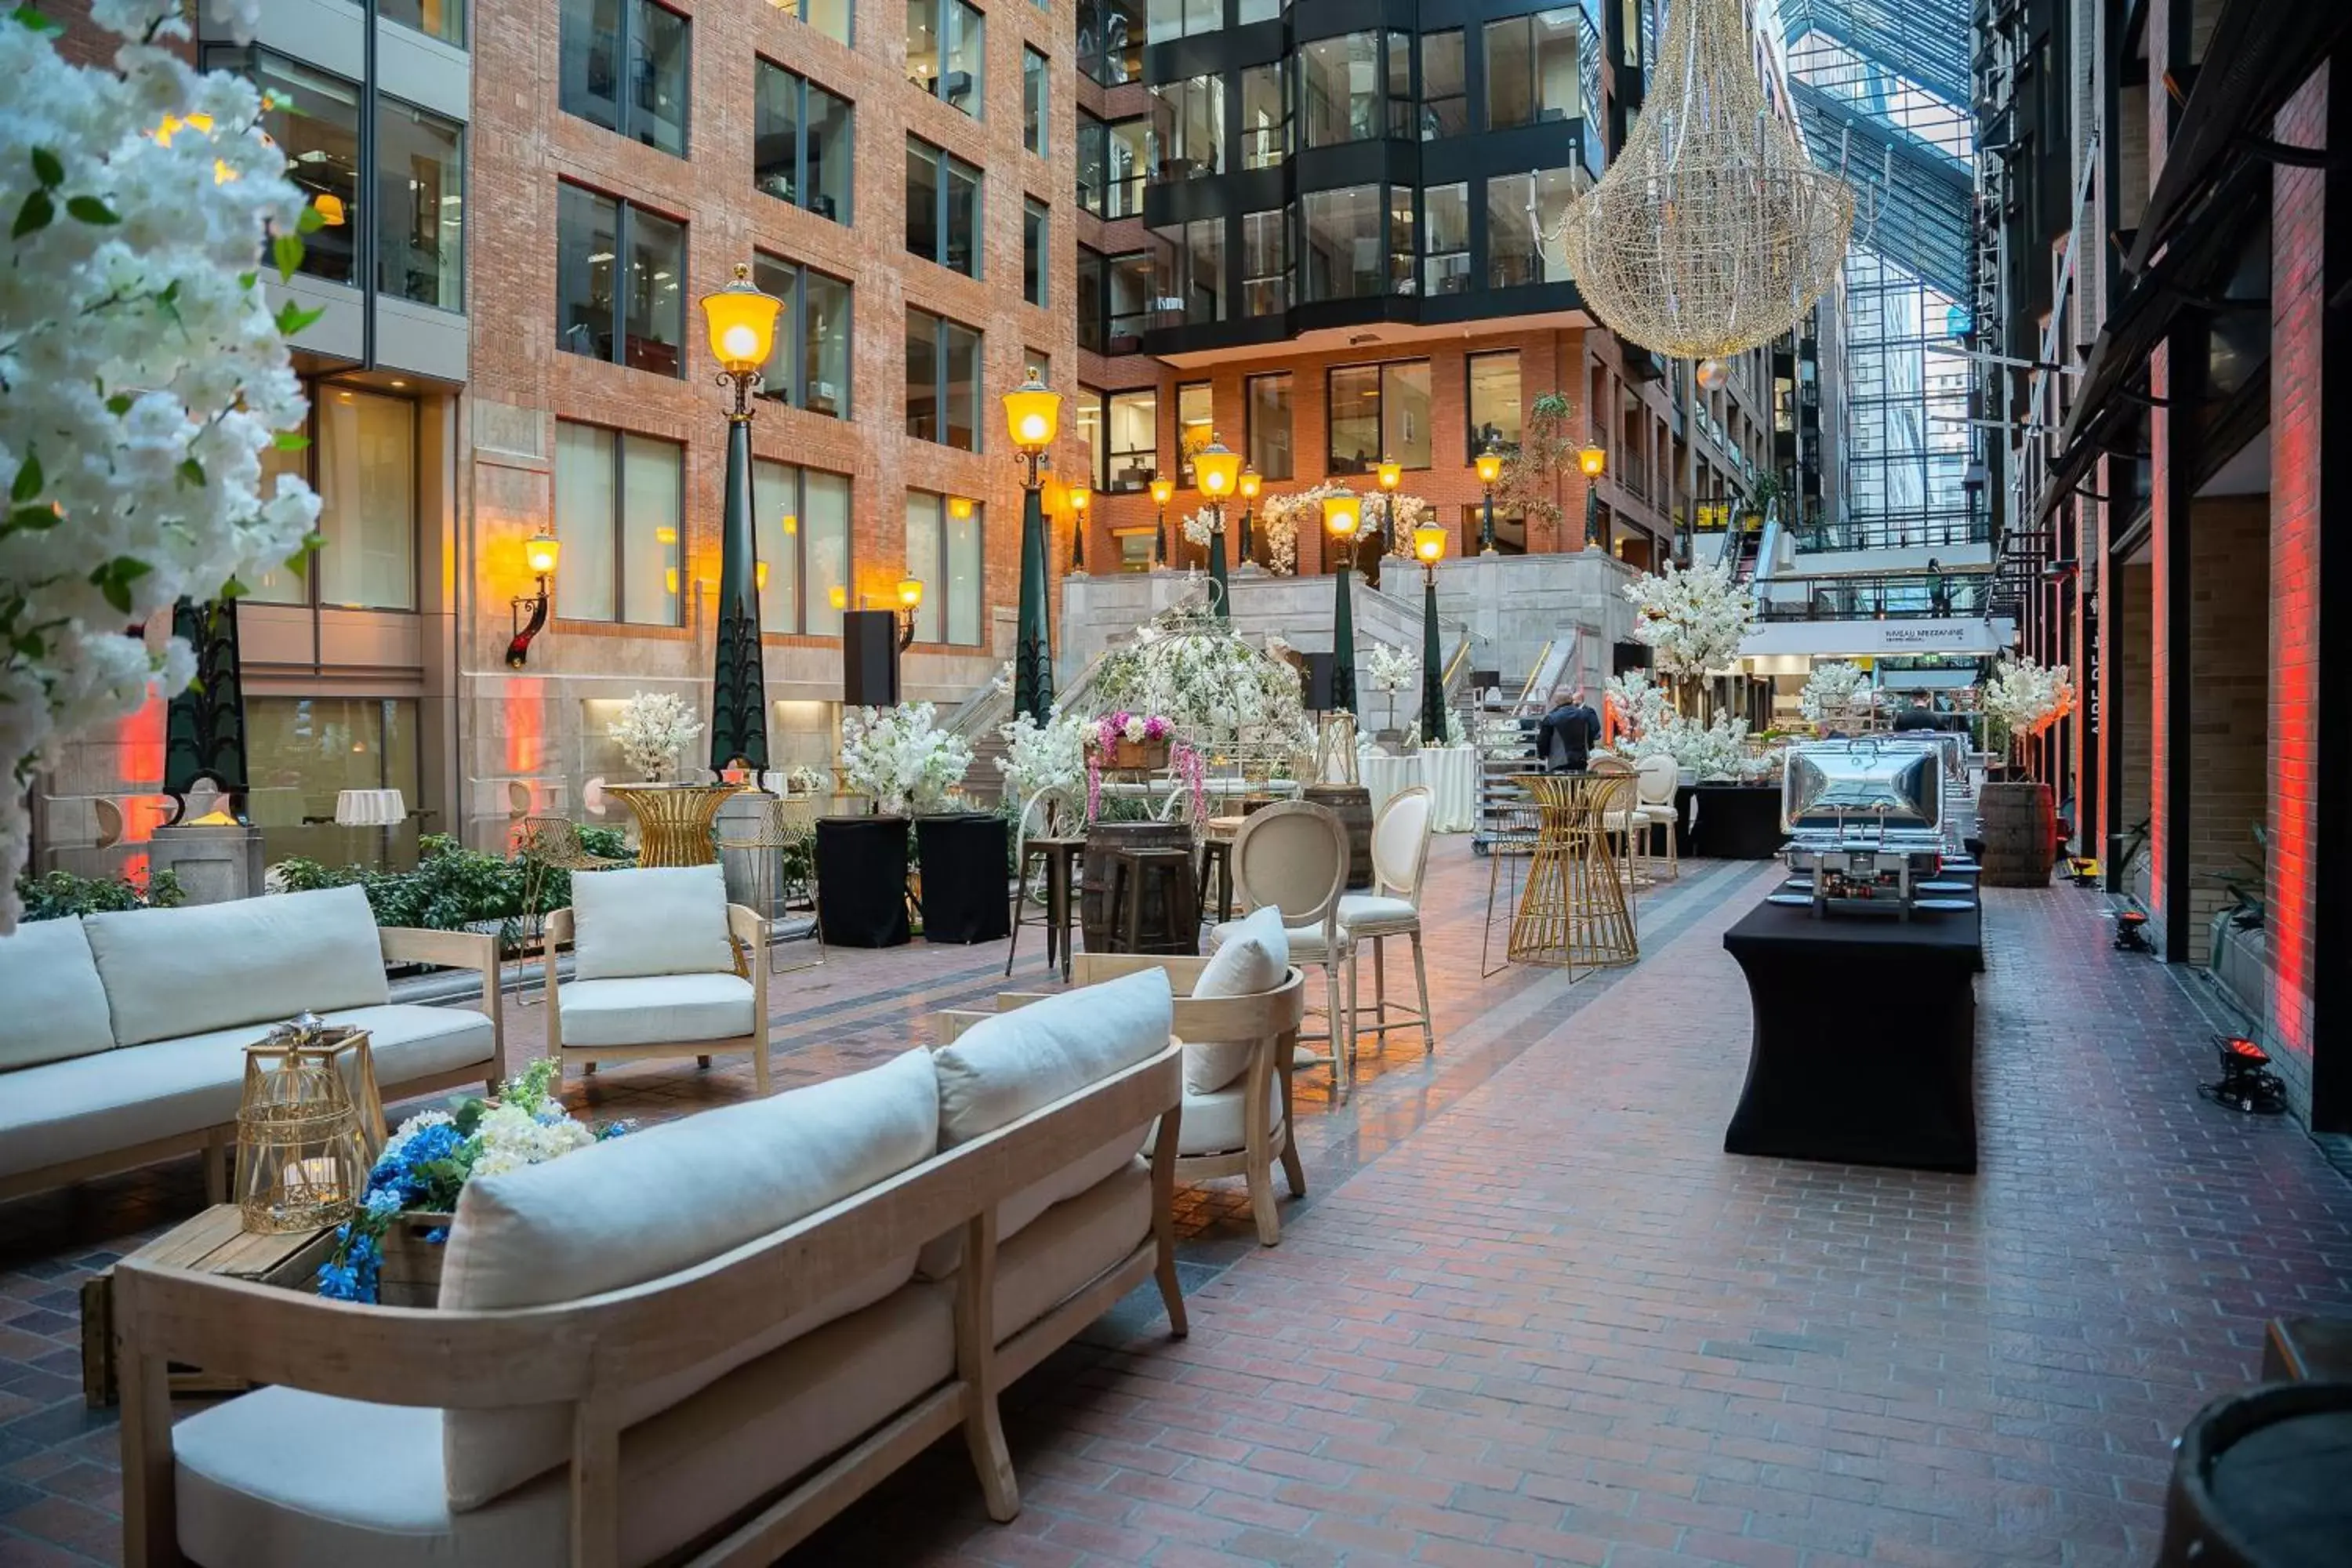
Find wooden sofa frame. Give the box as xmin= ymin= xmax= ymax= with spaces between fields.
xmin=114 ymin=1038 xmax=1187 ymax=1568
xmin=0 ymin=927 xmax=506 ymax=1207
xmin=543 ymin=906 xmax=772 ymax=1094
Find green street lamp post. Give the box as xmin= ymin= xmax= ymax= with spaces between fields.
xmin=1194 ymin=434 xmax=1241 ymax=618
xmin=1322 ymin=492 xmax=1362 ymax=715
xmin=1004 ymin=373 xmax=1065 ymax=724
xmin=699 ymin=263 xmax=784 ymax=775
xmin=1412 ymin=524 xmax=1448 ymax=743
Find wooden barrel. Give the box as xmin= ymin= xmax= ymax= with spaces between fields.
xmin=2158 ymin=1382 xmax=2352 ymax=1568
xmin=1977 ymin=781 xmax=2055 ymax=887
xmin=1304 ymin=783 xmax=1374 ymax=889
xmin=1081 ymin=820 xmax=1194 ymax=953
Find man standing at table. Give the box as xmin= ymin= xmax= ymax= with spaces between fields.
xmin=1537 ymin=687 xmax=1599 ymax=772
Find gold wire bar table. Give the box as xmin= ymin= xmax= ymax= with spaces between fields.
xmin=604 ymin=782 xmax=743 ymax=868
xmin=1505 ymin=772 xmax=1640 ymax=971
xmin=712 ymin=793 xmax=827 ymax=977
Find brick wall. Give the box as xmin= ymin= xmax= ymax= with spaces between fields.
xmin=2181 ymin=497 xmax=2269 ymax=966
xmin=2118 ymin=560 xmax=2152 ymax=879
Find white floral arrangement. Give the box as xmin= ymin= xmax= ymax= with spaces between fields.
xmin=1604 ymin=670 xmax=1673 ymax=742
xmin=1599 ymin=673 xmax=1751 ymax=778
xmin=1092 ymin=607 xmax=1313 ymax=754
xmin=1623 ymin=557 xmax=1759 ymax=681
xmin=840 ymin=702 xmax=974 ymax=816
xmin=996 ymin=707 xmax=1086 ymax=803
xmin=1364 ymin=642 xmax=1417 ymax=695
xmin=610 ymin=691 xmax=703 ymax=782
xmin=0 ymin=0 xmax=320 ymax=931
xmin=1254 ymin=482 xmax=1357 ymax=575
xmin=1474 ymin=713 xmax=1529 ymax=757
xmin=781 ymin=764 xmax=830 ymax=796
xmin=1407 ymin=706 xmax=1465 ymax=748
xmin=1980 ymin=656 xmax=2076 ymax=746
xmin=1797 ymin=661 xmax=1873 ymax=728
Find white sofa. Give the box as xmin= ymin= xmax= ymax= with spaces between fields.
xmin=0 ymin=885 xmax=505 ymax=1204
xmin=114 ymin=967 xmax=1187 ymax=1568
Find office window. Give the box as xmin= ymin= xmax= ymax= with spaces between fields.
xmin=1176 ymin=382 xmax=1211 ymax=483
xmin=1024 ymin=46 xmax=1048 ymax=154
xmin=1467 ymin=351 xmax=1523 ymax=457
xmin=1422 ymin=31 xmax=1465 ymax=138
xmin=560 ymin=0 xmax=688 ymax=156
xmin=1105 ymin=389 xmax=1157 ymax=492
xmin=556 ymin=183 xmax=685 ymax=376
xmin=379 ymin=0 xmax=464 ymax=45
xmin=1107 ymin=250 xmax=1155 ymax=346
xmin=1486 ymin=168 xmax=1577 ymax=287
xmin=1024 ymin=198 xmax=1049 ymax=307
xmin=1076 ymin=387 xmax=1105 ymax=487
xmin=1077 ymin=245 xmax=1106 ymax=351
xmin=1242 ymin=209 xmax=1288 ymax=315
xmin=376 ymin=97 xmax=464 ymax=310
xmin=1327 ymin=361 xmax=1431 ymax=474
xmin=905 ymin=492 xmax=985 ymax=644
xmin=753 ymin=61 xmax=853 ymax=225
xmin=245 ymin=698 xmax=421 ymax=865
xmin=1424 ymin=182 xmax=1470 ymax=296
xmin=750 ymin=460 xmax=851 ymax=636
xmin=313 ymin=389 xmax=417 ymax=610
xmin=906 ymin=0 xmax=984 ymax=118
xmin=554 ymin=421 xmax=683 ymax=625
xmin=1240 ymin=63 xmax=1287 ymax=169
xmin=1079 ymin=0 xmax=1142 ymax=85
xmin=1300 ymin=31 xmax=1410 ymax=147
xmin=1246 ymin=373 xmax=1292 ymax=480
xmin=1301 ymin=184 xmax=1383 ymax=300
xmin=750 ymin=252 xmax=852 ymax=418
xmin=1485 ymin=9 xmax=1581 ymax=130
xmin=1079 ymin=114 xmax=1152 ymax=217
xmin=775 ymin=0 xmax=851 ymax=45
xmin=906 ymin=307 xmax=982 ymax=450
xmin=906 ymin=136 xmax=981 ymax=278
xmin=1155 ymin=218 xmax=1223 ymax=325
xmin=1151 ymin=75 xmax=1223 ymax=178
xmin=1388 ymin=186 xmax=1417 ymax=296
xmin=1145 ymin=0 xmax=1218 ymax=44
xmin=207 ymin=49 xmax=360 ymax=287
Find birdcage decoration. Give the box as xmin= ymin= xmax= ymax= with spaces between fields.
xmin=1090 ymin=600 xmax=1316 ymax=788
xmin=235 ymin=1014 xmax=372 ymax=1234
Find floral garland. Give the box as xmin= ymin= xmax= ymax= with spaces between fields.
xmin=1253 ymin=482 xmax=1356 ymax=575
xmin=317 ymin=1058 xmax=626 ymax=1303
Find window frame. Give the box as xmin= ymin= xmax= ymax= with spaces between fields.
xmin=751 ymin=458 xmax=855 ymax=636
xmin=906 ymin=135 xmax=982 ymax=278
xmin=776 ymin=0 xmax=853 ymax=45
xmin=1325 ymin=358 xmax=1434 ymax=475
xmin=1023 ymin=45 xmax=1049 ymax=155
xmin=1465 ymin=349 xmax=1523 ymax=460
xmin=242 ymin=381 xmax=424 ymax=613
xmin=1244 ymin=372 xmax=1293 ymax=481
xmin=907 ymin=0 xmax=986 ymax=118
xmin=553 ymin=417 xmax=686 ymax=627
xmin=903 ymin=490 xmax=987 ymax=645
xmin=905 ymin=306 xmax=985 ymax=452
xmin=751 ymin=251 xmax=854 ymax=419
xmin=556 ymin=180 xmax=688 ymax=379
xmin=1104 ymin=387 xmax=1158 ymax=492
xmin=1174 ymin=380 xmax=1211 ymax=484
xmin=1022 ymin=197 xmax=1050 ymax=307
xmin=560 ymin=0 xmax=691 ymax=157
xmin=753 ymin=58 xmax=855 ymax=226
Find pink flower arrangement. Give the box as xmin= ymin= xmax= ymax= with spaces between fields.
xmin=1083 ymin=712 xmax=1173 ymax=752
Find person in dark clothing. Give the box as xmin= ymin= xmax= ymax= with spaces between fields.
xmin=1536 ymin=687 xmax=1599 ymax=771
xmin=1891 ymin=702 xmax=1940 ymax=731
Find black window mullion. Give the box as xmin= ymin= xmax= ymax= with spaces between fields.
xmin=796 ymin=75 xmax=811 ymax=215
xmin=610 ymin=200 xmax=630 ymax=366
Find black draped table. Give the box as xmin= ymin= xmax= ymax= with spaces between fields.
xmin=913 ymin=812 xmax=1010 ymax=945
xmin=815 ymin=816 xmax=910 ymax=948
xmin=1676 ymin=783 xmax=1787 ymax=859
xmin=1721 ymin=896 xmax=1984 ymax=1173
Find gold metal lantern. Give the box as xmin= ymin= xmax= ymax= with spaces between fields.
xmin=235 ymin=1015 xmax=372 ymax=1234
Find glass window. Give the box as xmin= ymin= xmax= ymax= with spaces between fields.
xmin=906 ymin=307 xmax=940 ymax=442
xmin=906 ymin=309 xmax=982 ymax=451
xmin=1301 ymin=184 xmax=1382 ymax=300
xmin=1176 ymin=382 xmax=1211 ymax=483
xmin=212 ymin=49 xmax=360 ymax=288
xmin=944 ymin=321 xmax=980 ymax=450
xmin=554 ymin=421 xmax=683 ymax=626
xmin=1386 ymin=31 xmax=1413 ymax=138
xmin=1327 ymin=361 xmax=1431 ymax=474
xmin=908 ymin=0 xmax=984 ymax=117
xmin=1388 ymin=185 xmax=1417 ymax=296
xmin=1079 ymin=0 xmax=1143 ymax=85
xmin=1242 ymin=209 xmax=1288 ymax=315
xmin=753 ymin=62 xmax=852 ymax=225
xmin=1151 ymin=76 xmax=1223 ymax=178
xmin=1467 ymin=350 xmax=1523 ymax=457
xmin=749 ymin=460 xmax=854 ymax=636
xmin=1106 ymin=389 xmax=1157 ymax=492
xmin=1107 ymin=251 xmax=1155 ymax=346
xmin=804 ymin=471 xmax=851 ymax=636
xmin=557 ymin=183 xmax=685 ymax=377
xmin=1077 ymin=245 xmax=1106 ymax=351
xmin=1246 ymin=373 xmax=1292 ymax=480
xmin=905 ymin=493 xmax=985 ymax=645
xmin=779 ymin=0 xmax=851 ymax=44
xmin=1024 ymin=198 xmax=1049 ymax=307
xmin=375 ymin=97 xmax=463 ymax=310
xmin=245 ymin=698 xmax=421 ymax=866
xmin=244 ymin=431 xmax=310 ymax=605
xmin=1240 ymin=63 xmax=1287 ymax=169
xmin=1102 ymin=117 xmax=1152 ymax=217
xmin=1486 ymin=168 xmax=1577 ymax=287
xmin=750 ymin=252 xmax=851 ymax=418
xmin=905 ymin=137 xmax=981 ymax=278
xmin=1183 ymin=217 xmax=1223 ymax=322
xmin=1076 ymin=387 xmax=1105 ymax=488
xmin=1422 ymin=30 xmax=1465 ymax=138
xmin=379 ymin=0 xmax=465 ymax=45
xmin=1078 ymin=111 xmax=1107 ymax=213
xmin=1424 ymin=182 xmax=1470 ymax=296
xmin=1486 ymin=9 xmax=1581 ymax=130
xmin=1026 ymin=347 xmax=1051 ymax=383
xmin=1301 ymin=33 xmax=1382 ymax=147
xmin=1238 ymin=0 xmax=1276 ymax=20
xmin=560 ymin=0 xmax=688 ymax=154
xmin=1024 ymin=46 xmax=1048 ymax=154
xmin=1145 ymin=0 xmax=1179 ymax=45
xmin=314 ymin=389 xmax=416 ymax=610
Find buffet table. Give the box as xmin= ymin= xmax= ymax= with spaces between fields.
xmin=1682 ymin=783 xmax=1786 ymax=859
xmin=1720 ymin=896 xmax=1983 ymax=1172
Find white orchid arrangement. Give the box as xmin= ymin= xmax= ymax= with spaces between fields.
xmin=610 ymin=691 xmax=703 ymax=782
xmin=1364 ymin=643 xmax=1417 ymax=695
xmin=1980 ymin=657 xmax=2075 ymax=749
xmin=0 ymin=0 xmax=319 ymax=931
xmin=995 ymin=707 xmax=1087 ymax=803
xmin=1798 ymin=661 xmax=1873 ymax=728
xmin=781 ymin=764 xmax=830 ymax=796
xmin=840 ymin=702 xmax=973 ymax=816
xmin=1623 ymin=557 xmax=1759 ymax=681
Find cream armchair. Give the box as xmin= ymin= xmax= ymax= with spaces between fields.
xmin=544 ymin=865 xmax=772 ymax=1094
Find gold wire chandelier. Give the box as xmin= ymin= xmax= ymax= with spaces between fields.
xmin=1553 ymin=0 xmax=1858 ymax=360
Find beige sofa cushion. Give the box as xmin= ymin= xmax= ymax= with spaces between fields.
xmin=0 ymin=917 xmax=116 ymax=1070
xmin=173 ymin=1281 xmax=955 ymax=1568
xmin=1183 ymin=904 xmax=1288 ymax=1094
xmin=82 ymin=885 xmax=389 ymax=1047
xmin=570 ymin=865 xmax=735 ymax=981
xmin=1159 ymin=1069 xmax=1282 ymax=1158
xmin=0 ymin=1003 xmax=495 ymax=1181
xmin=556 ymin=974 xmax=755 ymax=1049
xmin=439 ymin=1047 xmax=940 ymax=1510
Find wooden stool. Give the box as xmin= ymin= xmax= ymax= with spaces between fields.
xmin=1007 ymin=835 xmax=1084 ymax=981
xmin=1197 ymin=837 xmax=1236 ymax=924
xmin=1107 ymin=847 xmax=1200 ymax=956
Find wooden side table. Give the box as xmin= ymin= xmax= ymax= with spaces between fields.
xmin=81 ymin=1204 xmax=338 ymax=1407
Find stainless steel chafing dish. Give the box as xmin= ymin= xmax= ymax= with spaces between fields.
xmin=1779 ymin=739 xmax=1965 ymax=919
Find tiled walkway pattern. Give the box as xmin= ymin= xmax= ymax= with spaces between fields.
xmin=3 ymin=846 xmax=2350 ymax=1565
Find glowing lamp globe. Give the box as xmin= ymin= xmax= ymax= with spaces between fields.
xmin=1577 ymin=443 xmax=1607 ymax=478
xmin=1377 ymin=459 xmax=1402 ymax=492
xmin=522 ymin=530 xmax=561 ymax=579
xmin=1150 ymin=475 xmax=1175 ymax=506
xmin=897 ymin=576 xmax=924 ymax=610
xmin=1069 ymin=485 xmax=1091 ymax=515
xmin=1238 ymin=467 xmax=1261 ymax=501
xmin=1414 ymin=524 xmax=1447 ymax=565
xmin=1696 ymin=358 xmax=1730 ymax=391
xmin=754 ymin=561 xmax=768 ymax=590
xmin=1474 ymin=445 xmax=1504 ymax=487
xmin=1195 ymin=436 xmax=1240 ymax=499
xmin=1002 ymin=373 xmax=1062 ymax=452
xmin=699 ymin=263 xmax=782 ymax=374
xmin=1323 ymin=493 xmax=1363 ymax=539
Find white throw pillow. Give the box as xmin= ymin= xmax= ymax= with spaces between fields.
xmin=438 ymin=1045 xmax=942 ymax=1510
xmin=1183 ymin=904 xmax=1288 ymax=1094
xmin=0 ymin=917 xmax=118 ymax=1070
xmin=932 ymin=967 xmax=1173 ymax=1145
xmin=82 ymin=885 xmax=388 ymax=1047
xmin=569 ymin=864 xmax=735 ymax=981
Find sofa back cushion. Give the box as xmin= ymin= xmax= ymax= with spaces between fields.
xmin=0 ymin=918 xmax=118 ymax=1070
xmin=82 ymin=886 xmax=388 ymax=1047
xmin=933 ymin=967 xmax=1173 ymax=1147
xmin=438 ymin=1045 xmax=942 ymax=1510
xmin=570 ymin=864 xmax=735 ymax=981
xmin=1185 ymin=906 xmax=1290 ymax=1094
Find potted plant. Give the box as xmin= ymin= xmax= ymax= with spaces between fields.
xmin=1087 ymin=711 xmax=1174 ymax=772
xmin=1364 ymin=643 xmax=1417 ymax=740
xmin=1976 ymin=656 xmax=2076 ymax=887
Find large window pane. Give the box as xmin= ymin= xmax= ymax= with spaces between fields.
xmin=555 ymin=423 xmax=617 ymax=621
xmin=1388 ymin=186 xmax=1416 ymax=294
xmin=1468 ymin=351 xmax=1523 ymax=456
xmin=563 ymin=0 xmax=688 ymax=154
xmin=945 ymin=155 xmax=980 ymax=277
xmin=1487 ymin=168 xmax=1577 ymax=287
xmin=753 ymin=64 xmax=853 ymax=225
xmin=1080 ymin=0 xmax=1143 ymax=85
xmin=796 ymin=0 xmax=851 ymax=45
xmin=1106 ymin=390 xmax=1156 ymax=492
xmin=805 ymin=86 xmax=851 ymax=223
xmin=1534 ymin=9 xmax=1581 ymax=121
xmin=905 ymin=138 xmax=939 ymax=261
xmin=1302 ymin=184 xmax=1381 ymax=300
xmin=906 ymin=307 xmax=940 ymax=441
xmin=245 ymin=434 xmax=310 ymax=604
xmin=1246 ymin=373 xmax=1292 ymax=481
xmin=1242 ymin=209 xmax=1288 ymax=315
xmin=1076 ymin=389 xmax=1105 ymax=488
xmin=556 ymin=183 xmax=617 ymax=362
xmin=1240 ymin=63 xmax=1286 ymax=169
xmin=1024 ymin=46 xmax=1047 ymax=154
xmin=1184 ymin=217 xmax=1223 ymax=322
xmin=803 ymin=270 xmax=851 ymax=416
xmin=1485 ymin=16 xmax=1534 ymax=129
xmin=911 ymin=0 xmax=982 ymax=114
xmin=379 ymin=0 xmax=464 ymax=45
xmin=1152 ymin=76 xmax=1222 ymax=178
xmin=946 ymin=502 xmax=982 ymax=645
xmin=1422 ymin=31 xmax=1466 ymax=138
xmin=1301 ymin=33 xmax=1381 ymax=147
xmin=804 ymin=472 xmax=851 ymax=637
xmin=1024 ymin=198 xmax=1049 ymax=307
xmin=631 ymin=0 xmax=689 ymax=154
xmin=243 ymin=51 xmax=361 ymax=287
xmin=558 ymin=0 xmax=622 ymax=135
xmin=245 ymin=698 xmax=421 ymax=868
xmin=376 ymin=96 xmax=462 ymax=309
xmin=1077 ymin=245 xmax=1106 ymax=351
xmin=1328 ymin=366 xmax=1380 ymax=474
xmin=943 ymin=322 xmax=981 ymax=451
xmin=622 ymin=206 xmax=684 ymax=375
xmin=1108 ymin=251 xmax=1154 ymax=345
xmin=1425 ymin=182 xmax=1470 ymax=296
xmin=1176 ymin=382 xmax=1211 ymax=483
xmin=1078 ymin=112 xmax=1108 ymax=213
xmin=1488 ymin=9 xmax=1581 ymax=129
xmin=905 ymin=494 xmax=943 ymax=644
xmin=1145 ymin=0 xmax=1181 ymax=45
xmin=906 ymin=0 xmax=938 ymax=87
xmin=620 ymin=434 xmax=682 ymax=625
xmin=315 ymin=389 xmax=415 ymax=610
xmin=1383 ymin=361 xmax=1432 ymax=468
xmin=754 ymin=459 xmax=801 ymax=635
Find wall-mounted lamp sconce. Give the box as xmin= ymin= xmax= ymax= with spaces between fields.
xmin=897 ymin=575 xmax=924 ymax=648
xmin=506 ymin=528 xmax=561 ymax=667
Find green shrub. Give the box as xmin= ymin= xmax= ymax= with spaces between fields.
xmin=16 ymin=866 xmax=188 ymax=921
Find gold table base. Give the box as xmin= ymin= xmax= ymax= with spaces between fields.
xmin=606 ymin=782 xmax=743 ymax=868
xmin=1506 ymin=772 xmax=1639 ymax=971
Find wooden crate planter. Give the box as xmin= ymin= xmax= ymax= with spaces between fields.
xmin=376 ymin=1210 xmax=452 ymax=1308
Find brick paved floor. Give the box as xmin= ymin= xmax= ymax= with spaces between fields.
xmin=4 ymin=843 xmax=2349 ymax=1566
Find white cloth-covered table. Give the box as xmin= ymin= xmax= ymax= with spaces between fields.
xmin=332 ymin=789 xmax=405 ymax=827
xmin=1422 ymin=746 xmax=1479 ymax=833
xmin=1357 ymin=752 xmax=1425 ymax=825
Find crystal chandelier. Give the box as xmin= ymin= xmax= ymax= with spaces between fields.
xmin=1553 ymin=0 xmax=1857 ymax=360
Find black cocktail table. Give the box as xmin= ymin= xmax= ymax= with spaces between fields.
xmin=1687 ymin=784 xmax=1787 ymax=859
xmin=1721 ymin=896 xmax=1984 ymax=1172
